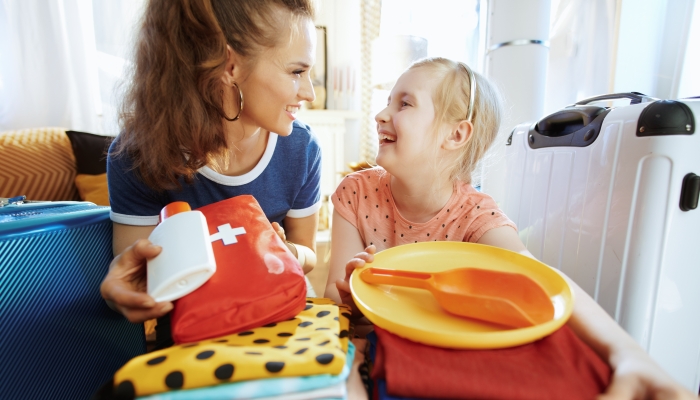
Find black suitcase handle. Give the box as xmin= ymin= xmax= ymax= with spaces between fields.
xmin=573 ymin=91 xmax=655 ymax=106
xmin=529 ymin=105 xmax=611 ymax=149
xmin=537 ymin=107 xmax=605 ymax=136
xmin=528 ymin=92 xmax=660 ymax=149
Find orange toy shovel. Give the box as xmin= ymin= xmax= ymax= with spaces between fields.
xmin=360 ymin=267 xmax=554 ymax=328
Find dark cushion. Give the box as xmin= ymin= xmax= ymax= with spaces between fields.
xmin=65 ymin=130 xmax=116 ymax=175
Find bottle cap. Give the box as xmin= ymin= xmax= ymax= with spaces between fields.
xmin=159 ymin=201 xmax=191 ymax=223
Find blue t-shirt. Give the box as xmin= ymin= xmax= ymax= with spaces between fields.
xmin=107 ymin=121 xmax=322 ymax=227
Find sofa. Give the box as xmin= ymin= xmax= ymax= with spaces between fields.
xmin=0 ymin=127 xmax=113 ymax=204
xmin=0 ymin=127 xmax=145 ymax=400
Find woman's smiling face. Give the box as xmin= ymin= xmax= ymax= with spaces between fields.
xmin=237 ymin=18 xmax=316 ymax=136
xmin=374 ymin=67 xmax=443 ymax=174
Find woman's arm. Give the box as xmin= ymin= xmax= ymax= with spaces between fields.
xmin=113 ymin=222 xmax=155 ymax=256
xmin=100 ymin=223 xmax=173 ymax=323
xmin=478 ymin=226 xmax=695 ymax=399
xmin=284 ymin=211 xmax=319 ymax=274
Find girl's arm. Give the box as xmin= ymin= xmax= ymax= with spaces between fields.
xmin=478 ymin=226 xmax=695 ymax=399
xmin=282 ymin=211 xmax=319 ymax=274
xmin=324 ymin=209 xmax=367 ymax=305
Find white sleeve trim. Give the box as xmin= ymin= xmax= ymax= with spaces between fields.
xmin=286 ymin=200 xmax=322 ymax=218
xmin=110 ymin=211 xmax=159 ymax=226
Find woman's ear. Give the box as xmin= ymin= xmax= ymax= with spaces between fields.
xmin=221 ymin=45 xmax=240 ymax=85
xmin=443 ymin=120 xmax=473 ymax=150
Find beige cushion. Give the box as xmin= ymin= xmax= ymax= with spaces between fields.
xmin=74 ymin=173 xmax=109 ymax=206
xmin=0 ymin=127 xmax=79 ymax=201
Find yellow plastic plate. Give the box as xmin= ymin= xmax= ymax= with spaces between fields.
xmin=350 ymin=241 xmax=574 ymax=349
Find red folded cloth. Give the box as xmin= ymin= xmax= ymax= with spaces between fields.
xmin=372 ymin=325 xmax=611 ymax=400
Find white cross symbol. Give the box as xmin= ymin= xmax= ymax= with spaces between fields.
xmin=210 ymin=224 xmax=246 ymax=245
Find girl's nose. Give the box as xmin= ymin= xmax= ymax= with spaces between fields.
xmin=375 ymin=106 xmax=390 ymax=123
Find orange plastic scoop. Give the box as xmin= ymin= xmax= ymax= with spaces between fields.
xmin=360 ymin=267 xmax=554 ymax=328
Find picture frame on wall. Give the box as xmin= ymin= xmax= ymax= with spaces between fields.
xmin=310 ymin=25 xmax=327 ymax=109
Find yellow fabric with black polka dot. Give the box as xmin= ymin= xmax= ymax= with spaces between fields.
xmin=114 ymin=298 xmax=352 ymax=397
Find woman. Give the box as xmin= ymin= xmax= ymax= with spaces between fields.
xmin=100 ymin=0 xmax=321 ymax=350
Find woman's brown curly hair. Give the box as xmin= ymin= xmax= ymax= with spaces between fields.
xmin=115 ymin=0 xmax=314 ymax=191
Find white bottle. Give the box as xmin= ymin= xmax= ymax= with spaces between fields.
xmin=147 ymin=202 xmax=216 ymax=302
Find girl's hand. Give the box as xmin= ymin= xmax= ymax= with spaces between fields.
xmin=335 ymin=245 xmax=376 ymax=318
xmin=599 ymin=349 xmax=697 ymax=400
xmin=100 ymin=239 xmax=173 ymax=323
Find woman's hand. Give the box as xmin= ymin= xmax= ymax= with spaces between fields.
xmin=271 ymin=222 xmax=287 ymax=242
xmin=272 ymin=221 xmax=297 ymax=256
xmin=599 ymin=348 xmax=697 ymax=400
xmin=100 ymin=239 xmax=173 ymax=323
xmin=335 ymin=245 xmax=376 ymax=318
xmin=272 ymin=220 xmax=299 ymax=259
xmin=272 ymin=221 xmax=316 ymax=274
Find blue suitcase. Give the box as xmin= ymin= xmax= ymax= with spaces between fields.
xmin=0 ymin=200 xmax=146 ymax=400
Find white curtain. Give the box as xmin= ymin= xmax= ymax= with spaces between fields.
xmin=0 ymin=0 xmax=101 ymax=132
xmin=543 ymin=0 xmax=617 ymax=114
xmin=678 ymin=1 xmax=700 ymax=99
xmin=359 ymin=0 xmax=382 ymax=163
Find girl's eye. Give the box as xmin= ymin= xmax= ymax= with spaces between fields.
xmin=401 ymin=101 xmax=410 ymax=107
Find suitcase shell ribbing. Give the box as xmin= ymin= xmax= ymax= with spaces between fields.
xmin=0 ymin=202 xmax=145 ymax=399
xmin=494 ymin=97 xmax=700 ymax=390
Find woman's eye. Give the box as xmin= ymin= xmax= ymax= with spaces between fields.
xmin=293 ymin=70 xmax=305 ymax=77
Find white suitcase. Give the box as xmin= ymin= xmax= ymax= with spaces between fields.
xmin=494 ymin=93 xmax=700 ymax=390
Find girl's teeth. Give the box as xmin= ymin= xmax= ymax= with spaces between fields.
xmin=379 ymin=133 xmax=396 ymax=142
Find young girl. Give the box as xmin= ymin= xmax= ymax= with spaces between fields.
xmin=324 ymin=57 xmax=695 ymax=399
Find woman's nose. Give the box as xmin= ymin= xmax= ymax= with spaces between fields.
xmin=299 ymin=75 xmax=316 ymax=103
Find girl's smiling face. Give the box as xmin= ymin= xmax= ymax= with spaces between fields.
xmin=374 ymin=67 xmax=445 ymax=175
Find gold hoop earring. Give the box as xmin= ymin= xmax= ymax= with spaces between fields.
xmin=223 ymin=82 xmax=244 ymax=121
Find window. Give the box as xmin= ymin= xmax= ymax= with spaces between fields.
xmin=678 ymin=2 xmax=700 ymax=99
xmin=92 ymin=0 xmax=146 ymax=134
xmin=364 ymin=0 xmax=483 ymax=160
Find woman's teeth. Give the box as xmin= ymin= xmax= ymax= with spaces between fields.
xmin=286 ymin=106 xmax=299 ymax=114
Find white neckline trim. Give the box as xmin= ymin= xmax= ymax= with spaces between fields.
xmin=199 ymin=132 xmax=278 ymax=186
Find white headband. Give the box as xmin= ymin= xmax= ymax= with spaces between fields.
xmin=460 ymin=63 xmax=477 ymax=122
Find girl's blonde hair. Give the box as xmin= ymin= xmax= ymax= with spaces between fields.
xmin=409 ymin=57 xmax=503 ymax=184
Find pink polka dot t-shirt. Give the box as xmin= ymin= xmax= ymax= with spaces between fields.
xmin=332 ymin=168 xmax=516 ymax=252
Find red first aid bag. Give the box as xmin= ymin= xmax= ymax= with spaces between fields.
xmin=170 ymin=195 xmax=307 ymax=344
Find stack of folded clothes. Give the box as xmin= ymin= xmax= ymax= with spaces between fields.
xmin=96 ymin=298 xmax=355 ymax=400
xmin=366 ymin=325 xmax=611 ymax=400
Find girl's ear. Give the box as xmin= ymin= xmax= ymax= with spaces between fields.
xmin=221 ymin=45 xmax=242 ymax=85
xmin=443 ymin=120 xmax=473 ymax=150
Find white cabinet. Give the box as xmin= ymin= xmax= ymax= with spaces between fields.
xmin=296 ymin=110 xmax=361 ymax=198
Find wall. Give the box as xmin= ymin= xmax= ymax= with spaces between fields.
xmin=313 ymin=0 xmax=363 ymax=167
